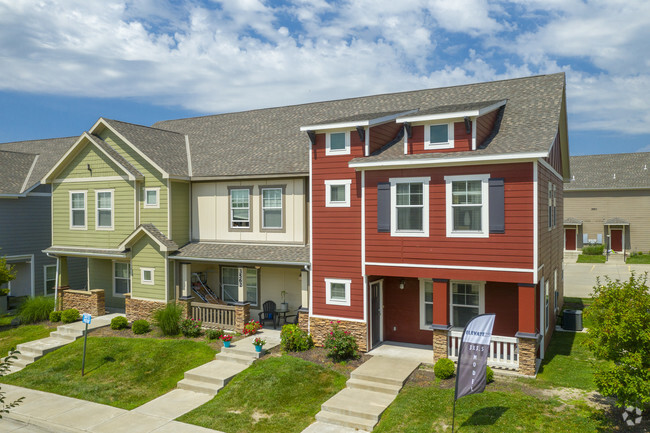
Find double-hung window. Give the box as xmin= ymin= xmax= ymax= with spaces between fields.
xmin=325 ymin=179 xmax=351 ymax=207
xmin=424 ymin=122 xmax=454 ymax=149
xmin=144 ymin=187 xmax=160 ymax=208
xmin=390 ymin=177 xmax=430 ymax=237
xmin=325 ymin=131 xmax=350 ymax=155
xmin=44 ymin=265 xmax=56 ymax=295
xmin=230 ymin=188 xmax=250 ymax=228
xmin=96 ymin=190 xmax=113 ymax=230
xmin=420 ymin=279 xmax=433 ymax=330
xmin=221 ymin=267 xmax=259 ymax=306
xmin=548 ymin=182 xmax=557 ymax=229
xmin=113 ymin=262 xmax=130 ymax=296
xmin=261 ymin=187 xmax=282 ymax=229
xmin=70 ymin=191 xmax=87 ymax=229
xmin=445 ymin=174 xmax=489 ymax=238
xmin=450 ymin=281 xmax=484 ymax=328
xmin=325 ymin=278 xmax=351 ymax=306
xmin=221 ymin=267 xmax=239 ymax=302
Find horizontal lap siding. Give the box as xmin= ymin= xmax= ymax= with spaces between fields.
xmin=485 ymin=281 xmax=518 ymax=337
xmin=312 ymin=130 xmax=364 ymax=320
xmin=131 ymin=236 xmax=166 ymax=301
xmin=58 ymin=145 xmax=123 ymax=179
xmin=410 ymin=122 xmax=471 ymax=154
xmin=476 ymin=110 xmax=498 ymax=147
xmin=365 ymin=163 xmax=534 ymax=283
xmin=369 ymin=123 xmax=402 ymax=155
xmin=171 ymin=181 xmax=190 ymax=246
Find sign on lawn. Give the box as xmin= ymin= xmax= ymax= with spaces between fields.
xmin=82 ymin=313 xmax=91 ymax=324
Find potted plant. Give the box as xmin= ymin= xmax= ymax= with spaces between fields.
xmin=221 ymin=334 xmax=233 ymax=348
xmin=243 ymin=319 xmax=262 ymax=336
xmin=280 ymin=290 xmax=289 ymax=311
xmin=0 ymin=288 xmax=8 ymax=315
xmin=252 ymin=337 xmax=266 ymax=353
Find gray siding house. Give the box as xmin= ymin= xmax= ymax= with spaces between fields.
xmin=0 ymin=138 xmax=86 ymax=298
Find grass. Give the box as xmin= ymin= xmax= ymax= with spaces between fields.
xmin=0 ymin=337 xmax=215 ymax=409
xmin=178 ymin=355 xmax=347 ymax=433
xmin=0 ymin=322 xmax=56 ymax=357
xmin=626 ymin=253 xmax=650 ymax=264
xmin=576 ymin=254 xmax=606 ymax=263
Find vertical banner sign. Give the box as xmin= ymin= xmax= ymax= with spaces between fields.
xmin=455 ymin=314 xmax=495 ymax=400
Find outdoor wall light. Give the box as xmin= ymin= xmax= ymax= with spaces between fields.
xmin=399 ymin=279 xmax=405 ymax=290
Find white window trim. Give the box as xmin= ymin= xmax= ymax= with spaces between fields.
xmin=141 ymin=267 xmax=155 ymax=285
xmin=325 ymin=179 xmax=352 ymax=207
xmin=144 ymin=187 xmax=160 ymax=208
xmin=112 ymin=261 xmax=131 ymax=298
xmin=449 ymin=280 xmax=485 ymax=330
xmin=69 ymin=190 xmax=87 ymax=230
xmin=43 ymin=264 xmax=56 ymax=296
xmin=325 ymin=131 xmax=351 ymax=155
xmin=230 ymin=188 xmax=250 ymax=229
xmin=419 ymin=279 xmax=433 ymax=331
xmin=325 ymin=278 xmax=351 ymax=306
xmin=95 ymin=189 xmax=114 ymax=231
xmin=445 ymin=174 xmax=490 ymax=238
xmin=261 ymin=187 xmax=283 ymax=229
xmin=424 ymin=122 xmax=454 ymax=150
xmin=389 ymin=176 xmax=430 ymax=237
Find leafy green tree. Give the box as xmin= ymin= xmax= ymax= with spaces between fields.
xmin=0 ymin=253 xmax=15 ymax=289
xmin=584 ymin=273 xmax=650 ymax=408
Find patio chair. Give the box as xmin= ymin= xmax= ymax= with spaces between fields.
xmin=284 ymin=305 xmax=302 ymax=325
xmin=258 ymin=300 xmax=277 ymax=329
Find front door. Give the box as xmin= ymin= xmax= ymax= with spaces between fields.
xmin=611 ymin=229 xmax=623 ymax=252
xmin=370 ymin=281 xmax=382 ymax=348
xmin=565 ymin=228 xmax=576 ymax=250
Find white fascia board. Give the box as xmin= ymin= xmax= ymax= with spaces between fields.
xmin=349 ymin=151 xmax=549 ymax=170
xmin=118 ymin=226 xmax=171 ymax=252
xmin=185 ymin=135 xmax=193 ymax=177
xmin=20 ymin=155 xmax=39 ymax=193
xmin=168 ymin=256 xmax=310 ymax=266
xmin=190 ymin=173 xmax=308 ymax=181
xmin=299 ymin=110 xmax=418 ymax=132
xmin=396 ymin=100 xmax=507 ymax=123
xmin=84 ymin=133 xmax=139 ymax=181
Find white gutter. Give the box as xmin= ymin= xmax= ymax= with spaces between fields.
xmin=348 ymin=152 xmax=549 ymax=170
xmin=168 ymin=256 xmax=310 ymax=267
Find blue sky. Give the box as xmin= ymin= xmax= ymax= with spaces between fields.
xmin=0 ymin=0 xmax=649 ymax=156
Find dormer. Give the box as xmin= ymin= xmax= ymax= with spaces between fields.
xmin=396 ymin=100 xmax=506 ymax=155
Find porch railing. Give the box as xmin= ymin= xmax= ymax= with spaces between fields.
xmin=448 ymin=330 xmax=519 ymax=370
xmin=191 ymin=302 xmax=237 ymax=330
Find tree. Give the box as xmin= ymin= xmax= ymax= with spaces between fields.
xmin=584 ymin=273 xmax=650 ymax=408
xmin=0 ymin=253 xmax=15 ymax=289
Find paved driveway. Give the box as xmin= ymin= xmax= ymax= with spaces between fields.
xmin=563 ymin=262 xmax=650 ymax=298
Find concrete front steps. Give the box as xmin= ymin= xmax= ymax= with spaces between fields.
xmin=177 ymin=330 xmax=281 ymax=396
xmin=8 ymin=313 xmax=122 ymax=371
xmin=310 ymin=356 xmax=421 ymax=432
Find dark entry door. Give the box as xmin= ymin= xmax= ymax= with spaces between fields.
xmin=370 ymin=281 xmax=381 ymax=347
xmin=565 ymin=228 xmax=576 ymax=250
xmin=611 ymin=229 xmax=623 ymax=251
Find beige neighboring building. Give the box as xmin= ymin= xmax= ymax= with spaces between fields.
xmin=564 ymin=152 xmax=650 ymax=255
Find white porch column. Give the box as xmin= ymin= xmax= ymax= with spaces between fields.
xmin=237 ymin=268 xmax=245 ymax=302
xmin=300 ymin=270 xmax=309 ymax=308
xmin=180 ymin=263 xmax=191 ymax=298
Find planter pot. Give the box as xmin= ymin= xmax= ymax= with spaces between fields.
xmin=223 ymin=340 xmax=231 ymax=348
xmin=254 ymin=345 xmax=263 ymax=353
xmin=280 ymin=302 xmax=289 ymax=311
xmin=0 ymin=296 xmax=7 ymax=315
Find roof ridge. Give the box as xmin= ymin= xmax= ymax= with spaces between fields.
xmin=571 ymin=151 xmax=650 ymax=158
xmin=0 ymin=136 xmax=78 ymax=146
xmin=104 ymin=118 xmax=187 ymax=136
xmin=0 ymin=149 xmax=39 ymax=157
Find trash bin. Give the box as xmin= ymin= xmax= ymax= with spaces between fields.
xmin=563 ymin=309 xmax=583 ymax=331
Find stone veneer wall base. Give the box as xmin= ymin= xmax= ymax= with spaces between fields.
xmin=58 ymin=288 xmax=105 ymax=317
xmin=124 ymin=294 xmax=166 ymax=322
xmin=432 ymin=329 xmax=449 ymax=363
xmin=309 ymin=316 xmax=368 ymax=352
xmin=517 ymin=337 xmax=538 ymax=376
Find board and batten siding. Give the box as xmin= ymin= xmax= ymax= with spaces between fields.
xmin=130 ymin=236 xmax=166 ymax=301
xmin=88 ymin=258 xmax=125 ymax=309
xmin=171 ymin=181 xmax=190 ymax=246
xmin=192 ymin=178 xmax=306 ymax=244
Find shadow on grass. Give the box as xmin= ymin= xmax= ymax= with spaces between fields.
xmin=83 ymin=355 xmax=116 ymax=375
xmin=461 ymin=406 xmax=508 ymax=427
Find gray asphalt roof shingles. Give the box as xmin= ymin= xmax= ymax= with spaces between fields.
xmin=139 ymin=223 xmax=179 ymax=251
xmin=566 ymin=152 xmax=650 ymax=190
xmin=0 ymin=151 xmax=36 ymax=194
xmin=173 ymin=242 xmax=310 ymax=264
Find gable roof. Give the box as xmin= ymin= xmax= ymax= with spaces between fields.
xmin=566 ymin=152 xmax=650 ymax=191
xmin=118 ymin=223 xmax=179 ymax=252
xmin=85 ymin=134 xmax=144 ymax=179
xmin=0 ymin=136 xmax=77 ymax=194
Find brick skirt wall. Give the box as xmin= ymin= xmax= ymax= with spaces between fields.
xmin=125 ymin=294 xmax=166 ymax=322
xmin=309 ymin=316 xmax=368 ymax=352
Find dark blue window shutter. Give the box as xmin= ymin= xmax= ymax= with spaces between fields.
xmin=377 ymin=182 xmax=390 ymax=232
xmin=489 ymin=178 xmax=505 ymax=233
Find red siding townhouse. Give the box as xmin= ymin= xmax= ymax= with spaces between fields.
xmin=302 ymin=73 xmax=569 ymax=376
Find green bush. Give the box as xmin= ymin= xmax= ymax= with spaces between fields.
xmin=181 ymin=318 xmax=202 ymax=338
xmin=434 ymin=358 xmax=455 ymax=379
xmin=205 ymin=328 xmax=224 ymax=340
xmin=49 ymin=310 xmax=62 ymax=323
xmin=486 ymin=365 xmax=494 ymax=383
xmin=323 ymin=322 xmax=359 ymax=362
xmin=110 ymin=316 xmax=128 ymax=330
xmin=61 ymin=308 xmax=80 ymax=324
xmin=281 ymin=324 xmax=314 ymax=352
xmin=153 ymin=303 xmax=183 ymax=336
xmin=582 ymin=244 xmax=604 ymax=255
xmin=18 ymin=296 xmax=54 ymax=324
xmin=132 ymin=319 xmax=150 ymax=335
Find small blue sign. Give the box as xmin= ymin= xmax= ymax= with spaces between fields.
xmin=82 ymin=313 xmax=92 ymax=324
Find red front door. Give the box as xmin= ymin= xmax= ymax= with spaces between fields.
xmin=565 ymin=228 xmax=576 ymax=250
xmin=611 ymin=229 xmax=623 ymax=251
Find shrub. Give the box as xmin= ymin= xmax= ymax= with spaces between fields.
xmin=110 ymin=316 xmax=128 ymax=330
xmin=181 ymin=318 xmax=202 ymax=338
xmin=18 ymin=296 xmax=54 ymax=324
xmin=243 ymin=320 xmax=262 ymax=336
xmin=205 ymin=328 xmax=224 ymax=340
xmin=582 ymin=244 xmax=604 ymax=255
xmin=486 ymin=366 xmax=494 ymax=383
xmin=61 ymin=308 xmax=80 ymax=324
xmin=153 ymin=303 xmax=183 ymax=336
xmin=132 ymin=319 xmax=150 ymax=335
xmin=324 ymin=322 xmax=359 ymax=362
xmin=49 ymin=310 xmax=61 ymax=323
xmin=281 ymin=324 xmax=314 ymax=352
xmin=434 ymin=358 xmax=455 ymax=379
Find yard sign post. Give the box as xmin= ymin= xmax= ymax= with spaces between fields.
xmin=451 ymin=314 xmax=495 ymax=433
xmin=81 ymin=313 xmax=91 ymax=376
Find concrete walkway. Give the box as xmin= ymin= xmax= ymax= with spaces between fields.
xmin=304 ymin=355 xmax=421 ymax=432
xmin=564 ymin=262 xmax=650 ymax=297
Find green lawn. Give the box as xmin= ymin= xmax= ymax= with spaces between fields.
xmin=576 ymin=254 xmax=606 ymax=263
xmin=0 ymin=337 xmax=216 ymax=409
xmin=0 ymin=323 xmax=56 ymax=358
xmin=626 ymin=253 xmax=650 ymax=264
xmin=178 ymin=355 xmax=347 ymax=433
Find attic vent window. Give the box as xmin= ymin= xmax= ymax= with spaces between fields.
xmin=424 ymin=123 xmax=454 ymax=150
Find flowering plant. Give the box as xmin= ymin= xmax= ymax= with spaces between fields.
xmin=243 ymin=320 xmax=262 ymax=336
xmin=324 ymin=321 xmax=359 ymax=362
xmin=180 ymin=318 xmax=202 ymax=338
xmin=252 ymin=337 xmax=266 ymax=347
xmin=221 ymin=334 xmax=233 ymax=342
